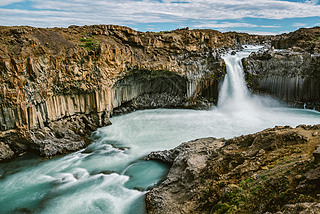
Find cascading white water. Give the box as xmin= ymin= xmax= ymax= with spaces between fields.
xmin=0 ymin=46 xmax=319 ymax=214
xmin=218 ymin=46 xmax=282 ymax=112
xmin=218 ymin=51 xmax=251 ymax=109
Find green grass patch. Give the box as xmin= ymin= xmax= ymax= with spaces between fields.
xmin=79 ymin=38 xmax=93 ymax=42
xmin=78 ymin=38 xmax=100 ymax=52
xmin=312 ymin=36 xmax=320 ymax=42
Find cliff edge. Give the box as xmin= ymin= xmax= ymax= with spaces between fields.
xmin=0 ymin=25 xmax=264 ymax=161
xmin=243 ymin=27 xmax=320 ymax=110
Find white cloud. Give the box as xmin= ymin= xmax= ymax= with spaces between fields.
xmin=195 ymin=22 xmax=258 ymax=29
xmin=260 ymin=25 xmax=281 ymax=28
xmin=195 ymin=22 xmax=283 ymax=30
xmin=292 ymin=22 xmax=307 ymax=27
xmin=0 ymin=0 xmax=25 ymax=7
xmin=236 ymin=30 xmax=278 ymax=35
xmin=0 ymin=0 xmax=319 ymax=30
xmin=305 ymin=0 xmax=319 ymax=5
xmin=194 ymin=22 xmax=284 ymax=34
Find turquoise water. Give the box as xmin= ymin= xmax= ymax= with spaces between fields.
xmin=1 ymin=107 xmax=319 ymax=214
xmin=1 ymin=46 xmax=320 ymax=213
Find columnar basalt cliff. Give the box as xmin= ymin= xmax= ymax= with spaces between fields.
xmin=0 ymin=25 xmax=265 ymax=160
xmin=242 ymin=27 xmax=320 ymax=110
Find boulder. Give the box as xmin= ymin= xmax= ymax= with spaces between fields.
xmin=0 ymin=142 xmax=14 ymax=161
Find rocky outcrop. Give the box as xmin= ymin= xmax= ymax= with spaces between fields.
xmin=0 ymin=142 xmax=14 ymax=161
xmin=279 ymin=202 xmax=320 ymax=214
xmin=146 ymin=138 xmax=224 ymax=213
xmin=271 ymin=26 xmax=320 ymax=54
xmin=243 ymin=49 xmax=320 ymax=110
xmin=242 ymin=27 xmax=320 ymax=110
xmin=146 ymin=125 xmax=320 ymax=214
xmin=0 ymin=25 xmax=265 ymax=160
xmin=0 ymin=111 xmax=109 ymax=159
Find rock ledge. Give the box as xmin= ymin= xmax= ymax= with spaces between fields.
xmin=146 ymin=125 xmax=320 ymax=214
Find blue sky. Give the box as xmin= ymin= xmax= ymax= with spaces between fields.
xmin=0 ymin=0 xmax=319 ymax=35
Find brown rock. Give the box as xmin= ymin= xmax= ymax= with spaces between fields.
xmin=0 ymin=142 xmax=14 ymax=161
xmin=146 ymin=125 xmax=320 ymax=214
xmin=3 ymin=25 xmax=263 ymax=160
xmin=313 ymin=145 xmax=320 ymax=163
xmin=281 ymin=202 xmax=320 ymax=214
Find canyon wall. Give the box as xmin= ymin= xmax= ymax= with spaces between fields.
xmin=242 ymin=27 xmax=320 ymax=110
xmin=145 ymin=27 xmax=320 ymax=214
xmin=243 ymin=50 xmax=320 ymax=110
xmin=0 ymin=25 xmax=264 ymax=160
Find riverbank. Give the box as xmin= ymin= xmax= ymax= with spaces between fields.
xmin=146 ymin=124 xmax=320 ymax=213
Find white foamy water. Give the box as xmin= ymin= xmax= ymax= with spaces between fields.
xmin=0 ymin=46 xmax=319 ymax=214
xmin=218 ymin=46 xmax=281 ymax=111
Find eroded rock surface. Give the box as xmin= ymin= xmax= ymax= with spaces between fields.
xmin=0 ymin=113 xmax=108 ymax=158
xmin=146 ymin=125 xmax=320 ymax=214
xmin=242 ymin=27 xmax=320 ymax=110
xmin=243 ymin=49 xmax=320 ymax=110
xmin=147 ymin=138 xmax=224 ymax=213
xmin=279 ymin=202 xmax=320 ymax=214
xmin=0 ymin=142 xmax=14 ymax=161
xmin=271 ymin=26 xmax=320 ymax=54
xmin=1 ymin=25 xmax=320 ymax=161
xmin=0 ymin=25 xmax=264 ymax=160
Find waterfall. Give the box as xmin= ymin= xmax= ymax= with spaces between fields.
xmin=218 ymin=46 xmax=279 ymax=111
xmin=218 ymin=51 xmax=250 ymax=109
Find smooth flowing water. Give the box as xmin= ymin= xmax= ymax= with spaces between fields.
xmin=1 ymin=47 xmax=320 ymax=214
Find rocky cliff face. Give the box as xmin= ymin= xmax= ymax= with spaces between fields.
xmin=242 ymin=27 xmax=320 ymax=110
xmin=0 ymin=25 xmax=264 ymax=160
xmin=271 ymin=26 xmax=320 ymax=54
xmin=146 ymin=125 xmax=320 ymax=214
xmin=243 ymin=49 xmax=320 ymax=110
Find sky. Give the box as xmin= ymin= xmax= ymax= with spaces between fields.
xmin=0 ymin=0 xmax=319 ymax=35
